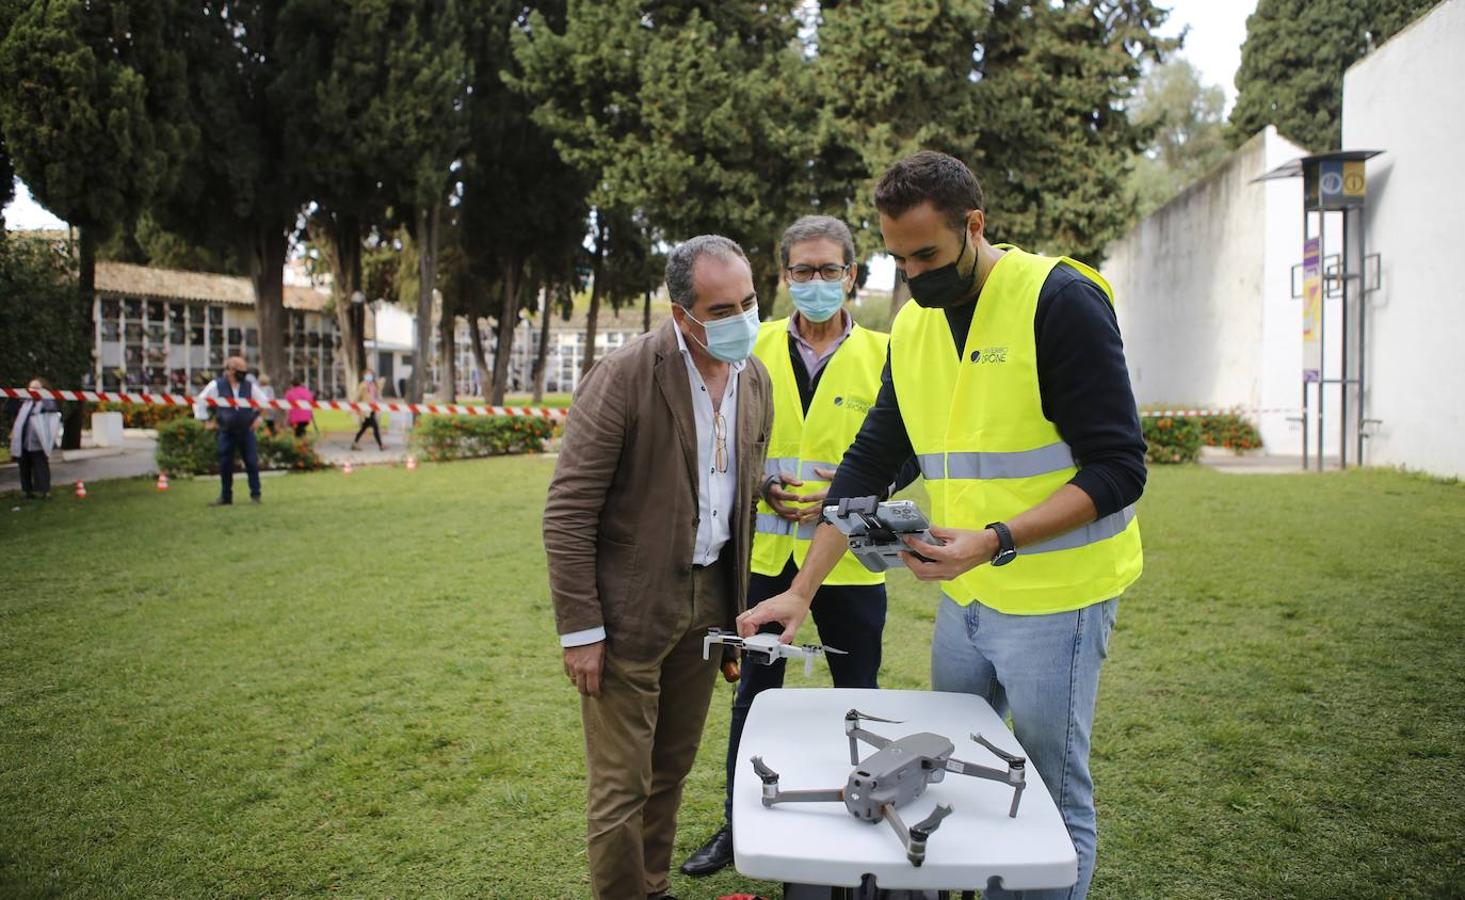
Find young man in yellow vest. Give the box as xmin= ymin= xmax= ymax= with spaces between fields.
xmin=681 ymin=216 xmax=918 ymax=878
xmin=739 ymin=152 xmax=1146 ymax=900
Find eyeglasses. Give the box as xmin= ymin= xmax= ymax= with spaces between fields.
xmin=786 ymin=263 xmax=850 ymax=283
xmin=713 ymin=413 xmax=728 ymax=474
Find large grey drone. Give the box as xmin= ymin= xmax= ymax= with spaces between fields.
xmin=702 ymin=628 xmax=847 ymax=676
xmin=749 ymin=709 xmax=1028 ymax=867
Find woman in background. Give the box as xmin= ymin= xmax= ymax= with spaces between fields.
xmin=350 ymin=369 xmax=384 ymax=452
xmin=285 ymin=376 xmax=315 ymax=439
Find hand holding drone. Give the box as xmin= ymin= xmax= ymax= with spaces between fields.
xmin=748 ymin=709 xmax=1028 ymax=867
xmin=702 ymin=628 xmax=847 ymax=677
xmin=822 ymin=497 xmax=946 ymax=573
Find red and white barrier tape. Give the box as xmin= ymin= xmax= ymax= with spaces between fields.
xmin=1139 ymin=407 xmax=1298 ymax=418
xmin=0 ymin=387 xmax=568 ymax=420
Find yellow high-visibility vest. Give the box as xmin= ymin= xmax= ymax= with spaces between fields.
xmin=889 ymin=246 xmax=1143 ymax=613
xmin=752 ymin=317 xmax=890 ymax=585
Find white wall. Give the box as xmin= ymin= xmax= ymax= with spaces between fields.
xmin=1103 ymin=126 xmax=1310 ymax=454
xmin=1343 ymin=0 xmax=1465 ymax=479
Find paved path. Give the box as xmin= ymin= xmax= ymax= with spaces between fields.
xmin=0 ymin=435 xmax=160 ymax=494
xmin=1199 ymin=447 xmax=1339 ymax=474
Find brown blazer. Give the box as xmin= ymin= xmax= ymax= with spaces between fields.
xmin=543 ymin=318 xmax=773 ymax=662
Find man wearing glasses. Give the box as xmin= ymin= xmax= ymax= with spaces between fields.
xmin=739 ymin=152 xmax=1146 ymax=900
xmin=543 ymin=235 xmax=772 ymax=900
xmin=193 ymin=355 xmax=264 ymax=506
xmin=681 ymin=215 xmax=916 ymax=878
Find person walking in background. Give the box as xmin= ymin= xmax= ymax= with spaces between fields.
xmin=8 ymin=377 xmax=63 ymax=499
xmin=256 ymin=374 xmax=280 ymax=437
xmin=351 ymin=370 xmax=384 ymax=452
xmin=193 ymin=356 xmax=264 ymax=506
xmin=285 ymin=377 xmax=315 ymax=439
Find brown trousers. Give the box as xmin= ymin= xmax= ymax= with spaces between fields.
xmin=580 ymin=559 xmax=730 ymax=900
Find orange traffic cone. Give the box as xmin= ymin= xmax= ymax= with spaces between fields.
xmin=156 ymin=471 xmax=170 ymax=492
xmin=343 ymin=460 xmax=353 ymax=476
xmin=405 ymin=455 xmax=418 ymax=471
xmin=74 ymin=480 xmax=87 ymax=499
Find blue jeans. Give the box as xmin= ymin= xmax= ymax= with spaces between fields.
xmin=217 ymin=428 xmax=261 ymax=502
xmin=930 ymin=594 xmax=1118 ymax=900
xmin=723 ymin=559 xmax=888 ymax=824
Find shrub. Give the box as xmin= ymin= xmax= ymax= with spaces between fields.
xmin=92 ymin=401 xmax=193 ymax=429
xmin=1141 ymin=408 xmax=1264 ymax=464
xmin=1197 ymin=413 xmax=1263 ymax=452
xmin=155 ymin=418 xmax=326 ymax=475
xmin=1142 ymin=415 xmax=1204 ymax=464
xmin=411 ymin=414 xmax=556 ymax=462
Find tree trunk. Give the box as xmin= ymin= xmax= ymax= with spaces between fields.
xmin=438 ymin=312 xmax=457 ymax=403
xmin=531 ymin=283 xmax=554 ymax=403
xmin=250 ymin=222 xmax=289 ymax=390
xmin=62 ymin=226 xmax=98 ymax=450
xmin=325 ymin=212 xmax=367 ymax=387
xmin=468 ymin=314 xmax=490 ymax=398
xmin=410 ymin=202 xmax=440 ymax=403
xmin=888 ymin=275 xmax=911 ymax=323
xmin=490 ymin=260 xmax=522 ymax=406
xmin=642 ymin=287 xmax=652 ymax=333
xmin=581 ymin=218 xmax=607 ymax=377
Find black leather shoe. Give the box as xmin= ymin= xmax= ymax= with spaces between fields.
xmin=209 ymin=498 xmax=232 ymax=507
xmin=679 ymin=825 xmax=733 ymax=877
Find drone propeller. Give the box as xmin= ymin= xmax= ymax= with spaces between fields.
xmin=846 ymin=709 xmax=903 ymax=725
xmin=909 ymin=803 xmax=954 ymax=841
xmin=806 ymin=643 xmax=848 ymax=655
xmin=971 ymin=733 xmax=1026 ymax=768
xmin=750 ymin=755 xmax=781 ymax=786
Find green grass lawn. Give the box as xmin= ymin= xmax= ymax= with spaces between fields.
xmin=1 ymin=463 xmax=1462 ymax=898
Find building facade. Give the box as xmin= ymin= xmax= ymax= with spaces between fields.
xmin=93 ymin=261 xmax=346 ymax=398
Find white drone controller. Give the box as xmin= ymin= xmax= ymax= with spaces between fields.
xmin=702 ymin=628 xmax=847 ymax=676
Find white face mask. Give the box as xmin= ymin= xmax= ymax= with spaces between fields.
xmin=684 ymin=304 xmax=760 ymax=363
xmin=363 ymin=373 xmax=375 ymax=383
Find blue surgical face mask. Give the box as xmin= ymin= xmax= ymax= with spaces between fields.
xmin=363 ymin=373 xmax=375 ymax=383
xmin=788 ymin=280 xmax=846 ymax=323
xmin=685 ymin=304 xmax=760 ymax=363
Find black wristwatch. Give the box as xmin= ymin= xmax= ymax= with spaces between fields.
xmin=985 ymin=521 xmax=1017 ymax=567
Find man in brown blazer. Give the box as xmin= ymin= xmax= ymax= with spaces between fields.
xmin=543 ymin=234 xmax=772 ymax=900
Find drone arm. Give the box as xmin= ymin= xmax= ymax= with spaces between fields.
xmin=750 ymin=755 xmax=843 ymax=807
xmin=947 ymin=747 xmax=1027 ymax=818
xmin=766 ymin=787 xmax=846 ymax=805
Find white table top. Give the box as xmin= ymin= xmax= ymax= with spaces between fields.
xmin=732 ymin=688 xmax=1078 ymax=891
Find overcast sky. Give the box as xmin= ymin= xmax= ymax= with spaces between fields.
xmin=5 ymin=0 xmax=1260 ymax=283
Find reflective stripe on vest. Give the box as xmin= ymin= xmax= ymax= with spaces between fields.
xmin=755 ymin=512 xmax=818 ymax=540
xmin=889 ymin=246 xmax=1143 ymax=614
xmin=750 ymin=317 xmax=889 ymax=585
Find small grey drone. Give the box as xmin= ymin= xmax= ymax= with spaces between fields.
xmin=702 ymin=628 xmax=847 ymax=676
xmin=749 ymin=709 xmax=1028 ymax=867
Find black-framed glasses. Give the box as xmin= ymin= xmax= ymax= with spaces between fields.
xmin=713 ymin=413 xmax=728 ymax=474
xmin=786 ymin=263 xmax=850 ymax=283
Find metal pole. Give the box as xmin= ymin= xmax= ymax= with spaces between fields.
xmin=1317 ymin=210 xmax=1326 ymax=471
xmin=1340 ymin=208 xmax=1349 ymax=470
xmin=1356 ymin=206 xmax=1368 ymax=465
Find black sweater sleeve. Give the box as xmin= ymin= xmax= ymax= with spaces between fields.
xmin=1035 ymin=265 xmax=1147 ymax=517
xmin=827 ymin=264 xmax=1147 ymax=518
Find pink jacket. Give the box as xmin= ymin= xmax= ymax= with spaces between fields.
xmin=285 ymin=386 xmax=314 ymax=425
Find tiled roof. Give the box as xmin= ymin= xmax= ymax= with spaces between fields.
xmin=95 ymin=261 xmax=332 ymax=313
